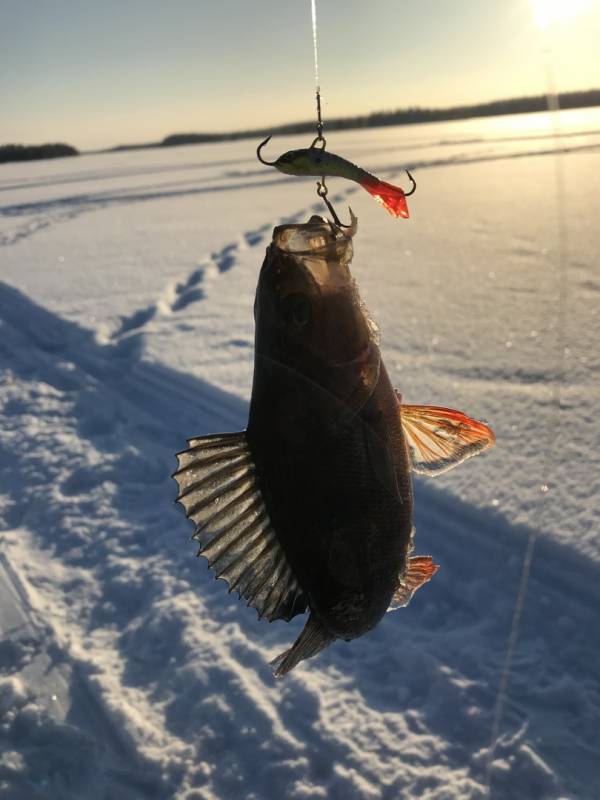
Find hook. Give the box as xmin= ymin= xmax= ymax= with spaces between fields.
xmin=317 ymin=179 xmax=352 ymax=228
xmin=310 ymin=134 xmax=327 ymax=150
xmin=256 ymin=135 xmax=277 ymax=166
xmin=404 ymin=169 xmax=417 ymax=197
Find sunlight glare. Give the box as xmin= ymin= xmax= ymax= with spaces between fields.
xmin=531 ymin=0 xmax=591 ymax=29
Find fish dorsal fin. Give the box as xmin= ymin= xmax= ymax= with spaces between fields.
xmin=173 ymin=431 xmax=306 ymax=622
xmin=388 ymin=556 xmax=439 ymax=610
xmin=397 ymin=395 xmax=496 ymax=476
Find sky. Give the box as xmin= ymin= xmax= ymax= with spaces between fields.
xmin=1 ymin=0 xmax=599 ymax=150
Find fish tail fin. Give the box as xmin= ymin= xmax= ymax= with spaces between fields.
xmin=270 ymin=613 xmax=334 ymax=678
xmin=360 ymin=176 xmax=410 ymax=218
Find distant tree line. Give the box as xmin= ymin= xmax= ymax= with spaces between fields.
xmin=9 ymin=89 xmax=596 ymax=159
xmin=159 ymin=89 xmax=600 ymax=148
xmin=0 ymin=143 xmax=79 ymax=164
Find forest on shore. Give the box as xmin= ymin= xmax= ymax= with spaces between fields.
xmin=0 ymin=143 xmax=78 ymax=164
xmin=2 ymin=89 xmax=598 ymax=162
xmin=154 ymin=89 xmax=600 ymax=149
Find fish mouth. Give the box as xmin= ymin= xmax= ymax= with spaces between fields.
xmin=272 ymin=214 xmax=356 ymax=261
xmin=268 ymin=215 xmax=358 ymax=300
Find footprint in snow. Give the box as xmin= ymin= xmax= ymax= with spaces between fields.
xmin=112 ymin=201 xmax=357 ymax=337
xmin=114 ymin=305 xmax=157 ymax=337
xmin=171 ymin=267 xmax=207 ymax=311
xmin=212 ymin=242 xmax=239 ymax=273
xmin=244 ymin=223 xmax=271 ymax=247
xmin=171 ymin=287 xmax=205 ymax=312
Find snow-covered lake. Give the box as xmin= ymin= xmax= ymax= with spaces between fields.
xmin=1 ymin=107 xmax=599 ymax=799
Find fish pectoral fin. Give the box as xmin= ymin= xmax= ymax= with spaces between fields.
xmin=270 ymin=612 xmax=334 ymax=678
xmin=173 ymin=431 xmax=306 ymax=622
xmin=388 ymin=556 xmax=439 ymax=611
xmin=398 ymin=399 xmax=496 ymax=476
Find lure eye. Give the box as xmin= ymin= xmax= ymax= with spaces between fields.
xmin=281 ymin=293 xmax=312 ymax=330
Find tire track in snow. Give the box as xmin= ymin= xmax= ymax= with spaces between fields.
xmin=2 ymin=139 xmax=597 ymax=249
xmin=0 ymin=174 xmax=297 ymax=249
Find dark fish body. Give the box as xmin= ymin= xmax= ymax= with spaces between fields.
xmin=173 ymin=215 xmax=495 ymax=676
xmin=246 ymin=228 xmax=413 ymax=640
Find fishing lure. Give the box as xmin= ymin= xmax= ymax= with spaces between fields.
xmin=257 ymin=136 xmax=416 ymax=220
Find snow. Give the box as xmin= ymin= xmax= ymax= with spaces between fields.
xmin=1 ymin=107 xmax=599 ymax=799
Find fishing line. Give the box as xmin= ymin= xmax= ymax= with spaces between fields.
xmin=309 ymin=0 xmax=334 ymax=220
xmin=485 ymin=23 xmax=569 ymax=797
xmin=310 ymin=0 xmax=324 ymax=140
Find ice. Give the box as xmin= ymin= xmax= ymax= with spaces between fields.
xmin=1 ymin=108 xmax=599 ymax=799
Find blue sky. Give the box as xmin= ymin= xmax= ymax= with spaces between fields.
xmin=1 ymin=0 xmax=599 ymax=149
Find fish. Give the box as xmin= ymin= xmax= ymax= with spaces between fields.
xmin=173 ymin=215 xmax=495 ymax=676
xmin=257 ymin=136 xmax=415 ymax=219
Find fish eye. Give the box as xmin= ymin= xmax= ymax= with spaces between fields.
xmin=281 ymin=293 xmax=312 ymax=329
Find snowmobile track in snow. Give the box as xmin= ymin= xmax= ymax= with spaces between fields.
xmin=2 ymin=136 xmax=596 ymax=250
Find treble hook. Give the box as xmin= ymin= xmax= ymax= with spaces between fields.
xmin=256 ymin=135 xmax=277 ymax=166
xmin=317 ymin=179 xmax=352 ymax=229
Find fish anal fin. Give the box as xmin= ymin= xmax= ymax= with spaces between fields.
xmin=173 ymin=431 xmax=306 ymax=622
xmin=399 ymin=402 xmax=495 ymax=476
xmin=270 ymin=613 xmax=334 ymax=677
xmin=360 ymin=176 xmax=409 ymax=218
xmin=389 ymin=556 xmax=439 ymax=610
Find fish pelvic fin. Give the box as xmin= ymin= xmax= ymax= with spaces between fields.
xmin=360 ymin=176 xmax=410 ymax=218
xmin=270 ymin=612 xmax=335 ymax=678
xmin=398 ymin=397 xmax=496 ymax=476
xmin=173 ymin=431 xmax=306 ymax=622
xmin=388 ymin=556 xmax=439 ymax=611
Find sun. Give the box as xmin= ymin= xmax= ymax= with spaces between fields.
xmin=530 ymin=0 xmax=591 ymax=29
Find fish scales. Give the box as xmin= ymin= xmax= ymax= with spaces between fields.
xmin=247 ymin=362 xmax=413 ymax=641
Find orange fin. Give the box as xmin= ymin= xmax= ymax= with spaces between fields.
xmin=389 ymin=556 xmax=439 ymax=610
xmin=399 ymin=399 xmax=496 ymax=476
xmin=360 ymin=176 xmax=410 ymax=218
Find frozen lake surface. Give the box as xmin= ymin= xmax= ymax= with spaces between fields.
xmin=0 ymin=108 xmax=599 ymax=799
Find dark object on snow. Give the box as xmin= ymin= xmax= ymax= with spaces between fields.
xmin=0 ymin=143 xmax=79 ymax=164
xmin=173 ymin=215 xmax=494 ymax=675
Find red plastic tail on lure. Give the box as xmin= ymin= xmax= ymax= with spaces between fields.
xmin=360 ymin=176 xmax=410 ymax=218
